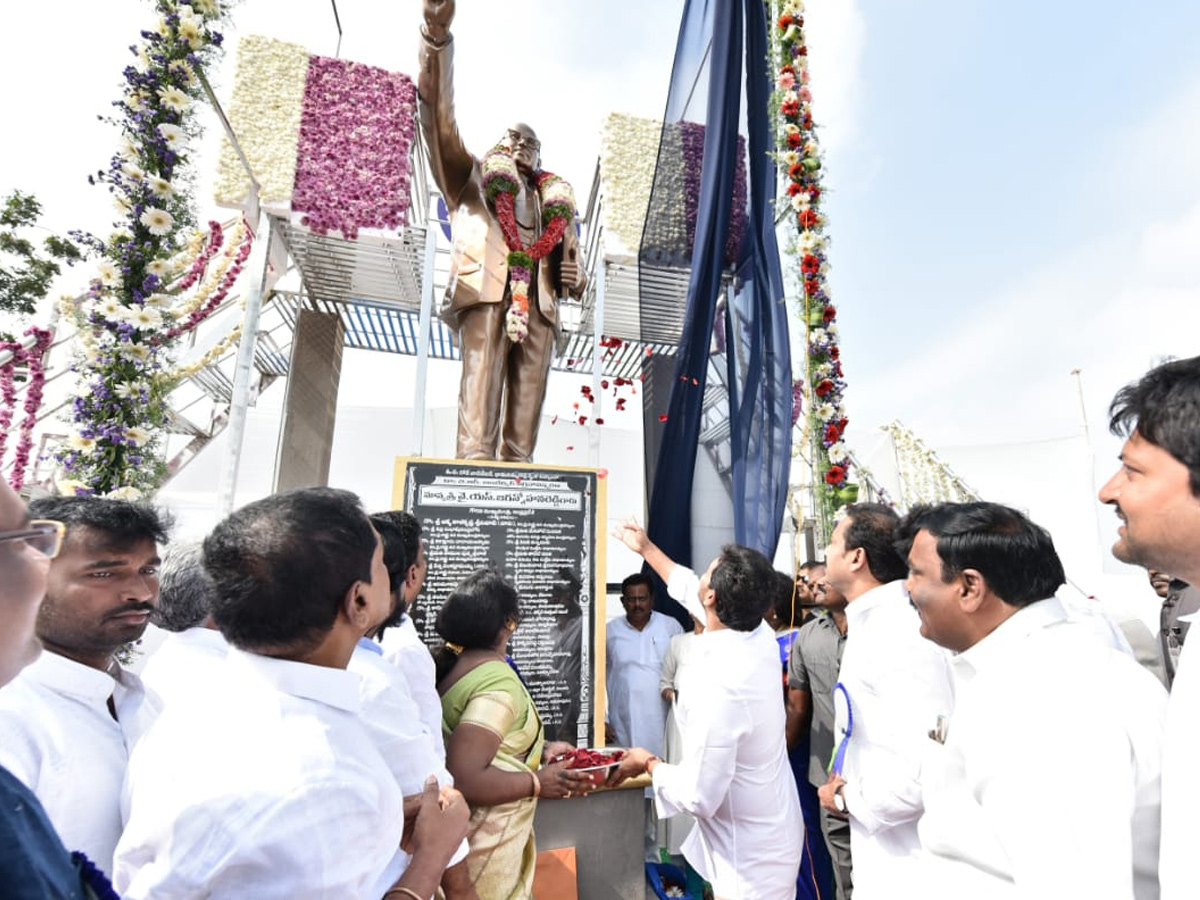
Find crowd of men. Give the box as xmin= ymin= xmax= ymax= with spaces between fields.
xmin=1 ymin=354 xmax=1199 ymax=899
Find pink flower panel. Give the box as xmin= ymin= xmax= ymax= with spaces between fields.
xmin=292 ymin=56 xmax=418 ymax=240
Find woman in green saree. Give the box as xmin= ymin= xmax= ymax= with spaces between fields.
xmin=435 ymin=570 xmax=596 ymax=900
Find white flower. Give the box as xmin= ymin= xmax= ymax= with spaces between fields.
xmin=790 ymin=193 xmax=810 ymax=211
xmin=193 ymin=0 xmax=219 ymax=14
xmin=125 ymin=306 xmax=164 ymax=330
xmin=157 ymin=86 xmax=190 ymax=113
xmin=122 ymin=343 xmax=151 ymax=362
xmin=177 ymin=4 xmax=197 ymax=20
xmin=809 ymin=328 xmax=827 ymax=342
xmin=815 ymin=403 xmax=835 ymax=421
xmin=147 ymin=176 xmax=175 ymax=199
xmin=105 ymin=486 xmax=145 ymax=501
xmin=140 ymin=207 xmax=175 ymax=236
xmin=145 ymin=259 xmax=173 ymax=279
xmin=157 ymin=123 xmax=184 ymax=148
xmin=814 ymin=362 xmax=833 ymax=377
xmin=782 ymin=90 xmax=799 ymax=106
xmin=114 ymin=382 xmax=137 ymax=400
xmin=782 ymin=151 xmax=800 ymax=167
xmin=178 ymin=18 xmax=204 ymax=49
xmin=119 ymin=138 xmax=139 ymax=160
xmin=819 ymin=262 xmax=831 ymax=276
xmin=828 ymin=442 xmax=848 ymax=461
xmin=121 ymin=161 xmax=144 ymax=181
xmin=56 ymin=479 xmax=89 ymax=496
xmin=67 ymin=433 xmax=97 ymax=453
xmin=95 ymin=297 xmax=123 ymax=319
xmin=800 ymin=232 xmax=818 ymax=251
xmin=114 ymin=194 xmax=133 ymax=215
xmin=97 ymin=262 xmax=121 ymax=287
xmin=125 ymin=427 xmax=152 ymax=447
xmin=826 ymin=324 xmax=839 ymax=337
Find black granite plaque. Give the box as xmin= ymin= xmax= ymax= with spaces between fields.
xmin=396 ymin=458 xmax=602 ymax=746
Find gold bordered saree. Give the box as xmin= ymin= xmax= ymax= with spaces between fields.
xmin=442 ymin=660 xmax=545 ymax=900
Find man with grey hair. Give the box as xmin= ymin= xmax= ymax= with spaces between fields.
xmin=139 ymin=541 xmax=228 ymax=712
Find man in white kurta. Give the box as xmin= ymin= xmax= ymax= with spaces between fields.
xmin=613 ymin=543 xmax=803 ymax=900
xmin=1097 ymin=356 xmax=1200 ymax=900
xmin=816 ymin=505 xmax=954 ymax=900
xmin=900 ymin=503 xmax=1165 ymax=899
xmin=605 ymin=573 xmax=682 ymax=756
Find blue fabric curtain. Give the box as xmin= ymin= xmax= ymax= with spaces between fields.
xmin=640 ymin=0 xmax=791 ymax=623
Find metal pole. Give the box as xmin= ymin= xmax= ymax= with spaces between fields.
xmin=412 ymin=198 xmax=440 ymax=457
xmin=588 ymin=261 xmax=606 ymax=468
xmin=1070 ymin=367 xmax=1090 ymax=442
xmin=215 ymin=212 xmax=272 ymax=517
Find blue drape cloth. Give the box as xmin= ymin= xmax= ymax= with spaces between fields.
xmin=640 ymin=0 xmax=792 ymax=625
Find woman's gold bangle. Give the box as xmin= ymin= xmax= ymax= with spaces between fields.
xmin=384 ymin=887 xmax=424 ymax=900
xmin=530 ymin=770 xmax=542 ymax=798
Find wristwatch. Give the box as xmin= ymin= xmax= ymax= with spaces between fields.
xmin=833 ymin=783 xmax=847 ymax=814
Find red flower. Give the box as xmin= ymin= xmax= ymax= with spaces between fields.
xmin=781 ymin=64 xmax=795 ymax=76
xmin=823 ymin=305 xmax=836 ymax=323
xmin=824 ymin=423 xmax=841 ymax=444
xmin=788 ymin=163 xmax=804 ymax=179
xmin=787 ymin=132 xmax=802 ymax=149
xmin=787 ymin=182 xmax=803 ymax=197
xmin=838 ymin=417 xmax=849 ymax=431
xmin=781 ymin=99 xmax=800 ymax=117
xmin=830 ymin=346 xmax=840 ymax=360
xmin=796 ymin=45 xmax=808 ymax=56
xmin=601 ymin=379 xmax=610 ymax=389
xmin=798 ymin=209 xmax=819 ymax=228
xmin=801 ymin=254 xmax=820 ymax=274
xmin=778 ymin=14 xmax=794 ymax=29
xmin=825 ymin=465 xmax=847 ymax=485
xmin=809 ymin=186 xmax=821 ymax=201
xmin=815 ymin=379 xmax=835 ymax=397
xmin=804 ymin=278 xmax=820 ymax=295
xmin=801 ymin=115 xmax=814 ymax=131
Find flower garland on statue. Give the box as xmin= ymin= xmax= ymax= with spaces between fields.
xmin=56 ymin=0 xmax=231 ymax=498
xmin=770 ymin=0 xmax=856 ymax=530
xmin=481 ymin=145 xmax=575 ymax=343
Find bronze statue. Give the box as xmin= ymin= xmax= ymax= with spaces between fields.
xmin=419 ymin=0 xmax=587 ymax=462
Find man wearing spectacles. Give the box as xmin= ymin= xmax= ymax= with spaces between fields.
xmin=0 ymin=479 xmax=115 ymax=896
xmin=419 ymin=0 xmax=587 ymax=462
xmin=0 ymin=495 xmax=169 ymax=878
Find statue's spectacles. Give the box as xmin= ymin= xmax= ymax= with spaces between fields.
xmin=507 ymin=131 xmax=541 ymax=152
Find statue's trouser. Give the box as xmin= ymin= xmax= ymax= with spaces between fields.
xmin=455 ymin=300 xmax=556 ymax=462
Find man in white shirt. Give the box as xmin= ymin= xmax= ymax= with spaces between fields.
xmin=376 ymin=510 xmax=447 ymax=762
xmin=814 ymin=503 xmax=954 ymax=900
xmin=1099 ymin=356 xmax=1200 ymax=900
xmin=0 ymin=496 xmax=168 ymax=876
xmin=900 ymin=501 xmax=1165 ymax=899
xmin=605 ymin=572 xmax=683 ymax=755
xmin=139 ymin=541 xmax=229 ymax=711
xmin=611 ymin=542 xmax=803 ymax=900
xmin=356 ymin=512 xmax=476 ymax=900
xmin=114 ymin=487 xmax=468 ymax=899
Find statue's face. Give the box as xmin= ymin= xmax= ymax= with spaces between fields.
xmin=503 ymin=123 xmax=541 ymax=175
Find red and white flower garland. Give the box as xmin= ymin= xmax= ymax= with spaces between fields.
xmin=481 ymin=145 xmax=575 ymax=343
xmin=772 ymin=0 xmax=856 ymax=515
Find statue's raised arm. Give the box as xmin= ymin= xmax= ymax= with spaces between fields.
xmin=418 ymin=0 xmax=472 ymax=203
